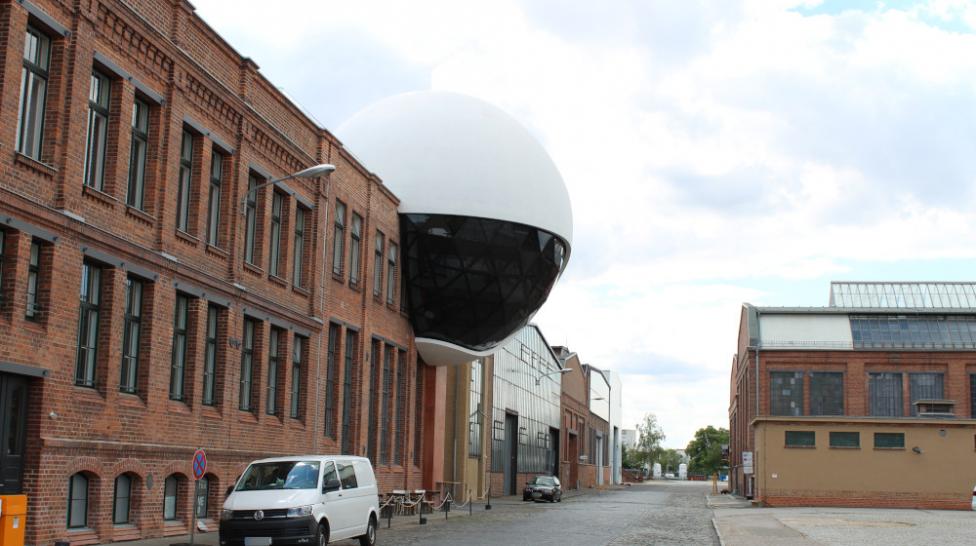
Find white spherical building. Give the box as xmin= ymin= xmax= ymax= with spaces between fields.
xmin=338 ymin=92 xmax=573 ymax=366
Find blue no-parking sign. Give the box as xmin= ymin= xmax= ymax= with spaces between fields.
xmin=192 ymin=448 xmax=207 ymax=480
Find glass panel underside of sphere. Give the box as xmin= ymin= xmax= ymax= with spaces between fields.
xmin=402 ymin=213 xmax=566 ymax=365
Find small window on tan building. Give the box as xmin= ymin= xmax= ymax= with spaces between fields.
xmin=874 ymin=432 xmax=904 ymax=449
xmin=829 ymin=431 xmax=860 ymax=448
xmin=785 ymin=431 xmax=815 ymax=448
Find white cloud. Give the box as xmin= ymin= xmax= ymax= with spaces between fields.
xmin=193 ymin=0 xmax=976 ymax=446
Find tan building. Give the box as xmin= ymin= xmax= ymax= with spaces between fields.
xmin=441 ymin=325 xmax=563 ymax=501
xmin=729 ymin=282 xmax=976 ymax=510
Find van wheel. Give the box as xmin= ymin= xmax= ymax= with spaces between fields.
xmin=317 ymin=522 xmax=329 ymax=546
xmin=358 ymin=515 xmax=377 ymax=546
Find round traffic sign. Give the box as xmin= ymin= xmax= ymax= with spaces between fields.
xmin=192 ymin=448 xmax=207 ymax=480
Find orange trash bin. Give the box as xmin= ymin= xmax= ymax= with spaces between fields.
xmin=0 ymin=495 xmax=27 ymax=546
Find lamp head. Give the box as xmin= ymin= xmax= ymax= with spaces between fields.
xmin=294 ymin=163 xmax=335 ymax=178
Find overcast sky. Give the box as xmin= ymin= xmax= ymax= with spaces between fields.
xmin=193 ymin=0 xmax=976 ymax=448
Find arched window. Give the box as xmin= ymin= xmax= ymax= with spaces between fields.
xmin=163 ymin=474 xmax=180 ymax=520
xmin=113 ymin=474 xmax=132 ymax=524
xmin=67 ymin=473 xmax=89 ymax=529
xmin=195 ymin=475 xmax=209 ymax=518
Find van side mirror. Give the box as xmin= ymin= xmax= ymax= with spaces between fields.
xmin=322 ymin=477 xmax=340 ymax=493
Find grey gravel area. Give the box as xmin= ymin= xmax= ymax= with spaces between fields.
xmin=366 ymin=481 xmax=719 ymax=546
xmin=714 ymin=506 xmax=976 ymax=546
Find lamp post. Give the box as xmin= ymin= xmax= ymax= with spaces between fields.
xmin=535 ymin=368 xmax=571 ymax=385
xmin=240 ymin=163 xmax=335 ymax=214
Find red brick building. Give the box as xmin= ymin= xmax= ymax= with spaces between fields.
xmin=0 ymin=0 xmax=433 ymax=542
xmin=554 ymin=347 xmax=610 ymax=490
xmin=729 ymin=282 xmax=976 ymax=510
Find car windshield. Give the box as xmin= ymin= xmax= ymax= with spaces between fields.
xmin=530 ymin=476 xmax=555 ymax=486
xmin=235 ymin=461 xmax=321 ymax=491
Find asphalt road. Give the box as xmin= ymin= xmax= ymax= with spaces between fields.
xmin=366 ymin=481 xmax=719 ymax=546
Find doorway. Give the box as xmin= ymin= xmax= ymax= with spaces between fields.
xmin=0 ymin=373 xmax=29 ymax=493
xmin=568 ymin=432 xmax=579 ymax=489
xmin=503 ymin=413 xmax=518 ymax=495
xmin=549 ymin=427 xmax=560 ymax=477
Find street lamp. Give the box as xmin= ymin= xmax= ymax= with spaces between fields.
xmin=535 ymin=368 xmax=571 ymax=385
xmin=241 ymin=163 xmax=335 ymax=214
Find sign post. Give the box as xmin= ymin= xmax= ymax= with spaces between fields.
xmin=191 ymin=448 xmax=207 ymax=545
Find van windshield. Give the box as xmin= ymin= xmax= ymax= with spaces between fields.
xmin=235 ymin=461 xmax=321 ymax=491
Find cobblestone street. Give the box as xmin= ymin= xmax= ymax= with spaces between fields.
xmin=354 ymin=481 xmax=719 ymax=546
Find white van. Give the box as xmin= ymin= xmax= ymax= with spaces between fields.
xmin=219 ymin=455 xmax=378 ymax=546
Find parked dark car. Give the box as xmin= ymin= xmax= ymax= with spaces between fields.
xmin=523 ymin=475 xmax=562 ymax=502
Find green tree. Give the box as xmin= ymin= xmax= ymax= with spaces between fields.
xmin=685 ymin=425 xmax=730 ymax=476
xmin=635 ymin=413 xmax=666 ymax=465
xmin=655 ymin=448 xmax=682 ymax=475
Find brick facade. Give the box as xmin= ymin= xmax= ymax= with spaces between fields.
xmin=0 ymin=0 xmax=427 ymax=543
xmin=729 ymin=305 xmax=976 ymax=509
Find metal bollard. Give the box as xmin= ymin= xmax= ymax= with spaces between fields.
xmin=486 ymin=487 xmax=492 ymax=510
xmin=419 ymin=498 xmax=427 ymax=525
xmin=445 ymin=498 xmax=451 ymax=520
xmin=469 ymin=489 xmax=473 ymax=516
xmin=387 ymin=504 xmax=393 ymax=528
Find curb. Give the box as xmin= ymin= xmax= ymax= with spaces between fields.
xmin=711 ymin=516 xmax=727 ymax=546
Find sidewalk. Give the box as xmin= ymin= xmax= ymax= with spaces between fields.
xmin=97 ymin=488 xmax=598 ymax=546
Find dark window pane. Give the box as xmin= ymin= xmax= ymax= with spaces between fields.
xmin=769 ymin=371 xmax=803 ymax=416
xmin=869 ymin=373 xmax=903 ymax=417
xmin=874 ymin=433 xmax=904 ymax=449
xmin=909 ymin=373 xmax=945 ymax=416
xmin=809 ymin=372 xmax=843 ymax=416
xmin=829 ymin=431 xmax=860 ymax=448
xmin=785 ymin=431 xmax=815 ymax=447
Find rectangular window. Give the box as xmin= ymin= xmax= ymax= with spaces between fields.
xmin=269 ymin=192 xmax=284 ymax=277
xmin=341 ymin=330 xmax=357 ymax=454
xmin=75 ymin=262 xmax=102 ymax=387
xmin=293 ymin=206 xmax=307 ymax=287
xmin=16 ymin=27 xmax=50 ymax=160
xmin=350 ymin=213 xmax=362 ymax=285
xmin=290 ymin=334 xmax=304 ymax=419
xmin=207 ymin=150 xmax=223 ymax=246
xmin=325 ymin=324 xmax=339 ymax=437
xmin=169 ymin=294 xmax=190 ymax=401
xmin=267 ymin=328 xmax=282 ymax=415
xmin=869 ymin=372 xmax=903 ymax=417
xmin=809 ymin=372 xmax=844 ymax=416
xmin=244 ymin=175 xmax=259 ymax=264
xmin=332 ymin=201 xmax=346 ymax=276
xmin=769 ymin=371 xmax=803 ymax=416
xmin=373 ymin=231 xmax=384 ymax=298
xmin=874 ymin=432 xmax=905 ymax=449
xmin=367 ymin=339 xmax=380 ymax=463
xmin=829 ymin=431 xmax=860 ymax=448
xmin=380 ymin=345 xmax=393 ymax=465
xmin=971 ymin=374 xmax=976 ymax=419
xmin=784 ymin=430 xmax=815 ymax=447
xmin=394 ymin=349 xmax=407 ymax=465
xmin=176 ymin=130 xmax=194 ymax=232
xmin=84 ymin=70 xmax=111 ymax=191
xmin=909 ymin=372 xmax=945 ymax=416
xmin=414 ymin=362 xmax=423 ymax=467
xmin=0 ymin=230 xmax=5 ymax=304
xmin=386 ymin=243 xmax=397 ymax=306
xmin=127 ymin=99 xmax=149 ymax=209
xmin=120 ymin=277 xmax=144 ymax=394
xmin=202 ymin=304 xmax=218 ymax=406
xmin=26 ymin=239 xmax=41 ymax=320
xmin=240 ymin=319 xmax=256 ymax=411
xmin=469 ymin=359 xmax=483 ymax=457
